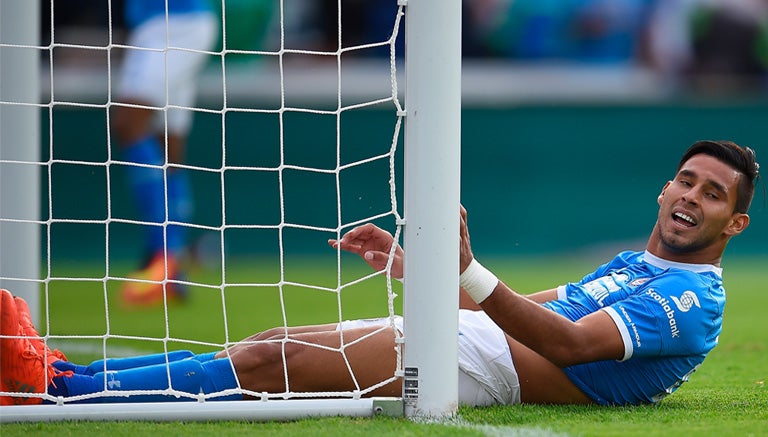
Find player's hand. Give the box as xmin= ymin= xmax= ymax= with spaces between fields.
xmin=459 ymin=205 xmax=475 ymax=273
xmin=328 ymin=223 xmax=404 ymax=279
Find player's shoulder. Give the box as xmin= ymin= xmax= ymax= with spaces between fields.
xmin=640 ymin=266 xmax=725 ymax=322
xmin=602 ymin=250 xmax=643 ymax=268
xmin=596 ymin=250 xmax=644 ymax=272
xmin=578 ymin=250 xmax=643 ymax=284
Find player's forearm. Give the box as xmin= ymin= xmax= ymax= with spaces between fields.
xmin=460 ymin=286 xmax=553 ymax=310
xmin=459 ymin=288 xmax=483 ymax=310
xmin=524 ymin=288 xmax=558 ymax=304
xmin=479 ymin=282 xmax=584 ymax=367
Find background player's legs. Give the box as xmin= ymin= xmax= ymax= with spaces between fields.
xmin=113 ymin=105 xmax=169 ymax=258
xmin=112 ymin=14 xmax=215 ymax=306
xmin=112 ymin=104 xmax=189 ymax=305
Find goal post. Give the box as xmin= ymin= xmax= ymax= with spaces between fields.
xmin=0 ymin=0 xmax=41 ymax=323
xmin=402 ymin=0 xmax=462 ymax=418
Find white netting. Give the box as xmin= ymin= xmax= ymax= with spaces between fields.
xmin=0 ymin=0 xmax=407 ymax=407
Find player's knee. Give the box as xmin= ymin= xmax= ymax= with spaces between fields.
xmin=111 ymin=106 xmax=151 ymax=143
xmin=232 ymin=340 xmax=284 ymax=374
xmin=229 ymin=341 xmax=288 ymax=393
xmin=254 ymin=326 xmax=289 ymax=341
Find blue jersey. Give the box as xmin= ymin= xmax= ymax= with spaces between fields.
xmin=125 ymin=0 xmax=213 ymax=29
xmin=543 ymin=250 xmax=725 ymax=405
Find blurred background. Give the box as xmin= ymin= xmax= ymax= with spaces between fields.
xmin=35 ymin=0 xmax=768 ymax=265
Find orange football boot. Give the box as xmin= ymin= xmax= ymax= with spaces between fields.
xmin=1 ymin=290 xmax=51 ymax=405
xmin=120 ymin=252 xmax=188 ymax=307
xmin=14 ymin=295 xmax=68 ymax=366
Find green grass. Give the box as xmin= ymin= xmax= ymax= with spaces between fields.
xmin=2 ymin=254 xmax=766 ymax=436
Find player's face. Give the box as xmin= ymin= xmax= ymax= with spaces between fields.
xmin=655 ymin=154 xmax=749 ymax=257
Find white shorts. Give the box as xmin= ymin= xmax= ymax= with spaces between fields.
xmin=117 ymin=12 xmax=217 ymax=133
xmin=338 ymin=310 xmax=521 ymax=407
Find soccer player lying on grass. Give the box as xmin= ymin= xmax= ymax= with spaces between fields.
xmin=0 ymin=140 xmax=760 ymax=406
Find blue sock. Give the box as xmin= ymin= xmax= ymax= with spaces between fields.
xmin=48 ymin=356 xmax=240 ymax=403
xmin=55 ymin=358 xmax=206 ymax=403
xmin=167 ymin=170 xmax=192 ymax=255
xmin=200 ymin=358 xmax=242 ymax=400
xmin=52 ymin=360 xmax=89 ymax=375
xmin=124 ymin=136 xmax=166 ymax=255
xmin=84 ymin=350 xmax=195 ymax=375
xmin=193 ymin=352 xmax=218 ymax=363
xmin=46 ymin=373 xmax=101 ymax=403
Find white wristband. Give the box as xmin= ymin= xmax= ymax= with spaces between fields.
xmin=460 ymin=259 xmax=499 ymax=304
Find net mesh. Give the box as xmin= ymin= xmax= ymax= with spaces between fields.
xmin=0 ymin=0 xmax=407 ymax=404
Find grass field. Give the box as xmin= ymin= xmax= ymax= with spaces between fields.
xmin=2 ymin=254 xmax=766 ymax=436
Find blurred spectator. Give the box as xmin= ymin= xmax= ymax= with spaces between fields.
xmin=40 ymin=0 xmax=122 ymax=46
xmin=464 ymin=0 xmax=514 ymax=57
xmin=483 ymin=0 xmax=654 ymax=63
xmin=310 ymin=0 xmax=515 ymax=58
xmin=312 ymin=0 xmax=401 ymax=56
xmin=309 ymin=0 xmax=654 ymax=62
xmin=43 ymin=0 xmax=654 ymax=64
xmin=644 ymin=0 xmax=768 ymax=91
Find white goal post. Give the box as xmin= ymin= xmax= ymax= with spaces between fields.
xmin=402 ymin=0 xmax=462 ymax=418
xmin=0 ymin=0 xmax=42 ymax=324
xmin=0 ymin=0 xmax=461 ymax=421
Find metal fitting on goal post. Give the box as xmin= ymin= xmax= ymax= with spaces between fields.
xmin=373 ymin=398 xmax=404 ymax=416
xmin=397 ymin=0 xmax=408 ymax=6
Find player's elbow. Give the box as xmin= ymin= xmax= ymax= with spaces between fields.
xmin=548 ymin=329 xmax=623 ymax=368
xmin=545 ymin=340 xmax=589 ymax=368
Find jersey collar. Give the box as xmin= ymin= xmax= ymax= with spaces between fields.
xmin=642 ymin=250 xmax=723 ymax=276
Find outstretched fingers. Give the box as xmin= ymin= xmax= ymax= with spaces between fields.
xmin=328 ymin=223 xmax=404 ymax=279
xmin=329 ymin=223 xmax=375 ymax=255
xmin=329 ymin=224 xmax=391 ymax=255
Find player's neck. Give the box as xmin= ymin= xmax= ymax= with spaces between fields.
xmin=645 ymin=240 xmax=724 ymax=267
xmin=645 ymin=225 xmax=724 ymax=267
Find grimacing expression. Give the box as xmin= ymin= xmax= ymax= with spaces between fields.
xmin=656 ymin=154 xmax=747 ymax=254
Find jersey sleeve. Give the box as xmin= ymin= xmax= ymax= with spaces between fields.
xmin=556 ymin=251 xmax=638 ymax=301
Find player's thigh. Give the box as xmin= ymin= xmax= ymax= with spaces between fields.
xmin=283 ymin=326 xmax=400 ymax=395
xmin=117 ymin=14 xmax=214 ymax=107
xmin=223 ymin=323 xmax=342 ymax=357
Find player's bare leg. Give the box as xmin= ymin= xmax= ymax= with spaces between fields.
xmin=507 ymin=338 xmax=593 ymax=404
xmin=221 ymin=326 xmax=401 ymax=397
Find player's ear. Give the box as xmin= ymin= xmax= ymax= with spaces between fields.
xmin=657 ymin=181 xmax=671 ymax=205
xmin=724 ymin=213 xmax=749 ymax=236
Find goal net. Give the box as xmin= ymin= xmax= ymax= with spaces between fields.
xmin=0 ymin=0 xmax=460 ymax=422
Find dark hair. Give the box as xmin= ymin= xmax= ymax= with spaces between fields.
xmin=678 ymin=140 xmax=760 ymax=213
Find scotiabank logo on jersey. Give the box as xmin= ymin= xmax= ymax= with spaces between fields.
xmin=646 ymin=289 xmax=701 ymax=338
xmin=671 ymin=291 xmax=701 ymax=312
